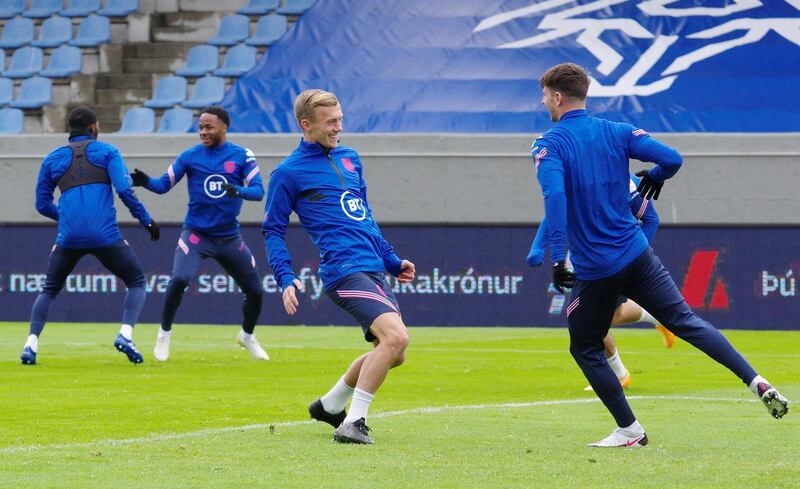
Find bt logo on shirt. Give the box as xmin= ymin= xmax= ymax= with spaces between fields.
xmin=340 ymin=190 xmax=366 ymax=221
xmin=204 ymin=174 xmax=229 ymax=199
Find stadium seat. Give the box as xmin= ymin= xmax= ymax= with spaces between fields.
xmin=118 ymin=107 xmax=154 ymax=133
xmin=246 ymin=14 xmax=287 ymax=47
xmin=207 ymin=14 xmax=250 ymax=46
xmin=238 ymin=0 xmax=279 ymax=16
xmin=97 ymin=0 xmax=138 ymax=17
xmin=175 ymin=44 xmax=218 ymax=77
xmin=0 ymin=16 xmax=35 ymax=49
xmin=213 ymin=44 xmax=256 ymax=77
xmin=69 ymin=14 xmax=111 ymax=47
xmin=0 ymin=0 xmax=24 ymax=19
xmin=9 ymin=76 xmax=51 ymax=108
xmin=276 ymin=0 xmax=315 ymax=15
xmin=40 ymin=45 xmax=82 ymax=77
xmin=0 ymin=107 xmax=24 ymax=132
xmin=182 ymin=75 xmax=225 ymax=109
xmin=2 ymin=46 xmax=43 ymax=78
xmin=0 ymin=77 xmax=13 ymax=105
xmin=61 ymin=0 xmax=100 ymax=17
xmin=143 ymin=75 xmax=187 ymax=109
xmin=23 ymin=0 xmax=63 ymax=19
xmin=158 ymin=107 xmax=193 ymax=133
xmin=31 ymin=15 xmax=72 ymax=48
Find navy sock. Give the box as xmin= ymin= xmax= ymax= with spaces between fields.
xmin=122 ymin=286 xmax=146 ymax=326
xmin=160 ymin=279 xmax=188 ymax=332
xmin=29 ymin=293 xmax=57 ymax=337
xmin=242 ymin=292 xmax=262 ymax=335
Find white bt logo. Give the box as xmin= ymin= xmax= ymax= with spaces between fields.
xmin=204 ymin=174 xmax=229 ymax=199
xmin=340 ymin=191 xmax=366 ymax=221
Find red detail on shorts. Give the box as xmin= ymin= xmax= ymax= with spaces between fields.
xmin=189 ymin=233 xmax=201 ymax=245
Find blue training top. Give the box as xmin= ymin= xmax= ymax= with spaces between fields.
xmin=262 ymin=139 xmax=403 ymax=290
xmin=35 ymin=135 xmax=153 ymax=248
xmin=533 ymin=109 xmax=681 ymax=279
xmin=142 ymin=142 xmax=264 ymax=236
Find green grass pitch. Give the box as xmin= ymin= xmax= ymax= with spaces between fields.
xmin=0 ymin=323 xmax=797 ymax=488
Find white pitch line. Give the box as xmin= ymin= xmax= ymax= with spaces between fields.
xmin=0 ymin=395 xmax=759 ymax=455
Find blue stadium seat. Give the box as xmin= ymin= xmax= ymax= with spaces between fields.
xmin=0 ymin=77 xmax=13 ymax=105
xmin=118 ymin=106 xmax=154 ymax=133
xmin=40 ymin=45 xmax=82 ymax=77
xmin=175 ymin=44 xmax=218 ymax=77
xmin=246 ymin=14 xmax=287 ymax=47
xmin=2 ymin=46 xmax=43 ymax=78
xmin=31 ymin=15 xmax=72 ymax=48
xmin=61 ymin=0 xmax=100 ymax=17
xmin=23 ymin=0 xmax=63 ymax=19
xmin=238 ymin=0 xmax=279 ymax=16
xmin=0 ymin=107 xmax=24 ymax=132
xmin=276 ymin=0 xmax=315 ymax=15
xmin=0 ymin=0 xmax=24 ymax=19
xmin=182 ymin=75 xmax=225 ymax=109
xmin=207 ymin=14 xmax=250 ymax=46
xmin=97 ymin=0 xmax=138 ymax=17
xmin=69 ymin=14 xmax=111 ymax=47
xmin=9 ymin=76 xmax=51 ymax=108
xmin=143 ymin=75 xmax=187 ymax=109
xmin=158 ymin=107 xmax=193 ymax=133
xmin=0 ymin=16 xmax=35 ymax=49
xmin=213 ymin=44 xmax=256 ymax=77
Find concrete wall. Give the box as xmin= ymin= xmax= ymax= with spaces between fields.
xmin=1 ymin=133 xmax=799 ymax=225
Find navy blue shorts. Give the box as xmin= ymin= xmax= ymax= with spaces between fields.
xmin=325 ymin=272 xmax=400 ymax=342
xmin=42 ymin=239 xmax=145 ymax=295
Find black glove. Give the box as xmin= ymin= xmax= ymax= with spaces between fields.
xmin=635 ymin=170 xmax=663 ymax=200
xmin=144 ymin=220 xmax=160 ymax=241
xmin=552 ymin=260 xmax=576 ymax=293
xmin=222 ymin=183 xmax=240 ymax=198
xmin=131 ymin=168 xmax=150 ymax=187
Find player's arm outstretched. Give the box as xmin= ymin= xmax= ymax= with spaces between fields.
xmin=262 ymin=167 xmax=303 ymax=315
xmin=35 ymin=155 xmax=59 ymax=221
xmin=129 ymin=153 xmax=189 ymax=195
xmin=108 ymin=147 xmax=159 ymax=241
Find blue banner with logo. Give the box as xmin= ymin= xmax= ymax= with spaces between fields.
xmin=223 ymin=0 xmax=800 ymax=133
xmin=1 ymin=225 xmax=798 ymax=330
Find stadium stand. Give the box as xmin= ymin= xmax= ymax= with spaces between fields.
xmin=182 ymin=75 xmax=225 ymax=109
xmin=117 ymin=106 xmax=154 ymax=132
xmin=175 ymin=44 xmax=218 ymax=77
xmin=31 ymin=15 xmax=72 ymax=48
xmin=69 ymin=14 xmax=111 ymax=47
xmin=157 ymin=106 xmax=193 ymax=133
xmin=60 ymin=0 xmax=100 ymax=18
xmin=0 ymin=0 xmax=24 ymax=19
xmin=207 ymin=14 xmax=249 ymax=46
xmin=23 ymin=0 xmax=63 ymax=19
xmin=246 ymin=14 xmax=287 ymax=47
xmin=0 ymin=16 xmax=35 ymax=49
xmin=9 ymin=76 xmax=51 ymax=108
xmin=2 ymin=46 xmax=43 ymax=78
xmin=0 ymin=76 xmax=12 ymax=104
xmin=212 ymin=43 xmax=255 ymax=77
xmin=0 ymin=106 xmax=24 ymax=132
xmin=276 ymin=0 xmax=314 ymax=15
xmin=238 ymin=0 xmax=279 ymax=16
xmin=143 ymin=75 xmax=187 ymax=109
xmin=40 ymin=45 xmax=82 ymax=77
xmin=97 ymin=0 xmax=138 ymax=17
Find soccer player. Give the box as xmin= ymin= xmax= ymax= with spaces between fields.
xmin=528 ymin=173 xmax=677 ymax=390
xmin=21 ymin=106 xmax=159 ymax=366
xmin=263 ymin=89 xmax=415 ymax=445
xmin=533 ymin=63 xmax=789 ymax=447
xmin=130 ymin=106 xmax=268 ymax=362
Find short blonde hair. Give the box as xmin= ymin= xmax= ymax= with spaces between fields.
xmin=294 ymin=89 xmax=340 ymax=126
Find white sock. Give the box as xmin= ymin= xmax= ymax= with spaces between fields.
xmin=606 ymin=351 xmax=627 ymax=378
xmin=344 ymin=388 xmax=374 ymax=424
xmin=119 ymin=324 xmax=133 ymax=340
xmin=620 ymin=420 xmax=644 ymax=436
xmin=320 ymin=376 xmax=355 ymax=414
xmin=749 ymin=374 xmax=769 ymax=395
xmin=638 ymin=308 xmax=658 ymax=325
xmin=25 ymin=334 xmax=39 ymax=352
xmin=158 ymin=328 xmax=171 ymax=339
xmin=239 ymin=330 xmax=252 ymax=342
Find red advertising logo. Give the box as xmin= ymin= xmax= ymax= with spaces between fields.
xmin=680 ymin=250 xmax=729 ymax=310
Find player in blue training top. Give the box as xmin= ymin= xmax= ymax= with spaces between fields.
xmin=130 ymin=106 xmax=268 ymax=362
xmin=533 ymin=63 xmax=789 ymax=448
xmin=21 ymin=106 xmax=159 ymax=366
xmin=263 ymin=89 xmax=416 ymax=445
xmin=528 ymin=173 xmax=676 ymax=391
